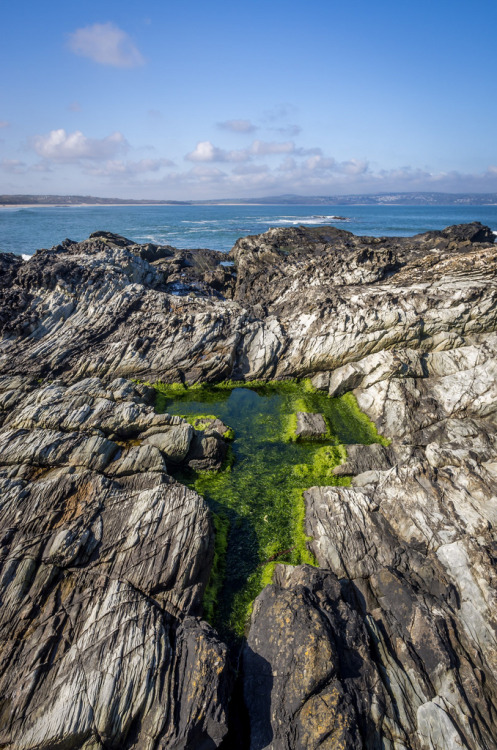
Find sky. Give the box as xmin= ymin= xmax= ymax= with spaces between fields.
xmin=1 ymin=0 xmax=497 ymax=200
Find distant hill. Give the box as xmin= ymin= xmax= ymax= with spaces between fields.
xmin=204 ymin=192 xmax=497 ymax=206
xmin=2 ymin=192 xmax=497 ymax=206
xmin=0 ymin=195 xmax=191 ymax=206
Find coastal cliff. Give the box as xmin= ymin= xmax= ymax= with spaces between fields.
xmin=1 ymin=223 xmax=497 ymax=748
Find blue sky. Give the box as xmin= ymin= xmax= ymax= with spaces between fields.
xmin=1 ymin=0 xmax=497 ymax=199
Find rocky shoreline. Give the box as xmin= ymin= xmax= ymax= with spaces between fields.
xmin=1 ymin=222 xmax=497 ymax=748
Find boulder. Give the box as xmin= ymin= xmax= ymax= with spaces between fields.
xmin=295 ymin=411 xmax=328 ymax=439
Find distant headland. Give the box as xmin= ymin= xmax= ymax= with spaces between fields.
xmin=2 ymin=191 xmax=497 ymax=206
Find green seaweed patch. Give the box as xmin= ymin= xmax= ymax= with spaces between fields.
xmin=283 ymin=394 xmax=333 ymax=443
xmin=188 ymin=414 xmax=219 ymax=427
xmin=282 ymin=411 xmax=298 ymax=442
xmin=289 ymin=487 xmax=318 ymax=567
xmin=334 ymin=392 xmax=390 ymax=446
xmin=155 ymin=378 xmax=389 ymax=641
xmin=260 ymin=562 xmax=278 ymax=588
xmin=203 ymin=512 xmax=229 ymax=625
xmin=292 ymin=445 xmax=350 ymax=484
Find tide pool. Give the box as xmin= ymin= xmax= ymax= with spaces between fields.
xmin=156 ymin=381 xmax=387 ymax=643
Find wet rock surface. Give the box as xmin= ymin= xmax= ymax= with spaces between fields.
xmin=1 ymin=223 xmax=497 ymax=748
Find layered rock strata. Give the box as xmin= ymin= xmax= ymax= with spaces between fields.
xmin=1 ymin=222 xmax=496 ymax=385
xmin=0 ymin=377 xmax=231 ymax=749
xmin=1 ymin=223 xmax=497 ymax=748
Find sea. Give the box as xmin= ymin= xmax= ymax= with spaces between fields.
xmin=1 ymin=204 xmax=497 ymax=258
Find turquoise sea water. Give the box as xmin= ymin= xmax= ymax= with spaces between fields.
xmin=1 ymin=204 xmax=497 ymax=257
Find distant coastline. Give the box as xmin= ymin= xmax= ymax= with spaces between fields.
xmin=3 ymin=192 xmax=497 ymax=207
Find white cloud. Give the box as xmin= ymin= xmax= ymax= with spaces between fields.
xmin=185 ymin=141 xmax=249 ymax=163
xmin=304 ymin=155 xmax=336 ymax=171
xmin=84 ymin=158 xmax=174 ymax=176
xmin=186 ymin=139 xmax=307 ymax=163
xmin=337 ymin=159 xmax=369 ymax=176
xmin=67 ymin=22 xmax=145 ymax=68
xmin=217 ymin=119 xmax=257 ymax=133
xmin=186 ymin=141 xmax=224 ymax=162
xmin=31 ymin=129 xmax=128 ymax=162
xmin=251 ymin=140 xmax=295 ymax=156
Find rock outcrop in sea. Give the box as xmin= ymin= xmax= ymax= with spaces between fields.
xmin=1 ymin=222 xmax=497 ymax=748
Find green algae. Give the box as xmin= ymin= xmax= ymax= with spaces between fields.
xmin=155 ymin=380 xmax=386 ymax=642
xmin=203 ymin=512 xmax=229 ymax=624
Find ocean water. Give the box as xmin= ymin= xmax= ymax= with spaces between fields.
xmin=1 ymin=203 xmax=497 ymax=257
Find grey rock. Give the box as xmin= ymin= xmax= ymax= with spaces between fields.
xmin=295 ymin=411 xmax=328 ymax=439
xmin=192 ymin=416 xmax=233 ymax=439
xmin=332 ymin=442 xmax=393 ymax=475
xmin=0 ymin=224 xmax=495 ymax=384
xmin=186 ymin=432 xmax=228 ymax=472
xmin=106 ymin=443 xmax=166 ymax=476
xmin=0 ymin=377 xmax=231 ymax=749
xmin=305 ymin=459 xmax=497 ymax=749
xmin=142 ymin=423 xmax=194 ymax=463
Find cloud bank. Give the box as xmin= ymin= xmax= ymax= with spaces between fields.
xmin=185 ymin=140 xmax=320 ymax=164
xmin=31 ymin=129 xmax=128 ymax=162
xmin=7 ymin=125 xmax=497 ymax=199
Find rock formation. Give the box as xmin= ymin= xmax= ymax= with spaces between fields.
xmin=1 ymin=222 xmax=497 ymax=748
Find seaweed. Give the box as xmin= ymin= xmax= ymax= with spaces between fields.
xmin=155 ymin=379 xmax=387 ymax=641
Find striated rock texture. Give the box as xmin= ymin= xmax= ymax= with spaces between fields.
xmin=2 ymin=222 xmax=497 ymax=748
xmin=0 ymin=377 xmax=231 ymax=749
xmin=1 ymin=222 xmax=496 ymax=385
xmin=302 ymin=338 xmax=497 ymax=749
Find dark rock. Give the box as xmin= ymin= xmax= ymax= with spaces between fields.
xmin=242 ymin=564 xmax=403 ymax=748
xmin=186 ymin=431 xmax=228 ymax=472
